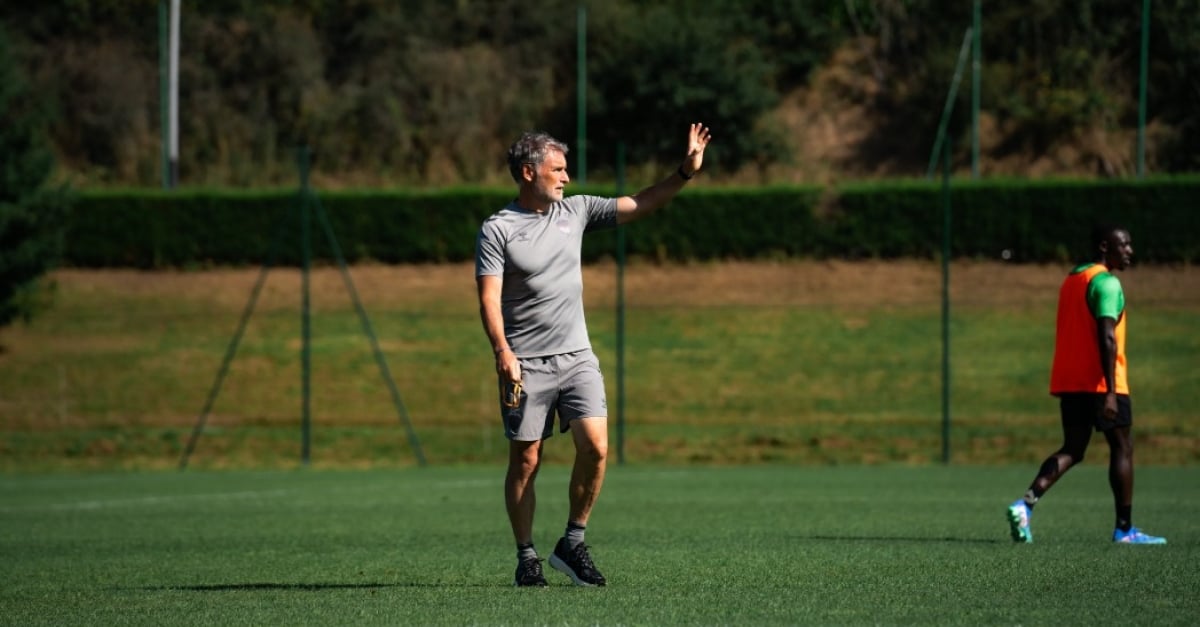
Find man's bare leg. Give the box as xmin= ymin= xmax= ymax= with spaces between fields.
xmin=547 ymin=417 xmax=609 ymax=586
xmin=567 ymin=416 xmax=608 ymax=526
xmin=506 ymin=439 xmax=543 ymax=545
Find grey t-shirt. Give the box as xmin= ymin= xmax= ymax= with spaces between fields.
xmin=475 ymin=194 xmax=619 ymax=358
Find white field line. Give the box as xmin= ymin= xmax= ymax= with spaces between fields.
xmin=0 ymin=476 xmax=501 ymax=513
xmin=0 ymin=489 xmax=294 ymax=513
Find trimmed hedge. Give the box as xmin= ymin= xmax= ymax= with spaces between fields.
xmin=832 ymin=178 xmax=1200 ymax=262
xmin=64 ymin=177 xmax=1199 ymax=268
xmin=66 ymin=188 xmax=504 ymax=267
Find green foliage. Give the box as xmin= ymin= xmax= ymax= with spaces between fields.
xmin=832 ymin=0 xmax=1200 ymax=175
xmin=66 ymin=189 xmax=293 ymax=268
xmin=584 ymin=187 xmax=824 ymax=261
xmin=61 ymin=178 xmax=1200 ymax=268
xmin=0 ymin=26 xmax=69 ymax=329
xmin=983 ymin=1 xmax=1133 ymax=151
xmin=65 ymin=188 xmax=511 ymax=267
xmin=585 ymin=2 xmax=785 ymax=173
xmin=1152 ymin=0 xmax=1200 ymax=171
xmin=834 ymin=177 xmax=1200 ymax=263
xmin=719 ymin=0 xmax=851 ymax=89
xmin=5 ymin=1 xmax=1199 ymax=184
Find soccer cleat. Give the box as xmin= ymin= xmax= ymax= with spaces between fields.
xmin=1112 ymin=527 xmax=1167 ymax=545
xmin=513 ymin=556 xmax=548 ymax=587
xmin=1007 ymin=499 xmax=1033 ymax=543
xmin=549 ymin=537 xmax=607 ymax=587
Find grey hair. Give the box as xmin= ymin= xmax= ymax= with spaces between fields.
xmin=506 ymin=131 xmax=569 ymax=183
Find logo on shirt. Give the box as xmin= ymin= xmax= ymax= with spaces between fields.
xmin=556 ymin=218 xmax=572 ymax=234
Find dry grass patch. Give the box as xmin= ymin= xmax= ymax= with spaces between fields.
xmin=46 ymin=260 xmax=1200 ymax=313
xmin=4 ymin=261 xmax=1198 ymax=470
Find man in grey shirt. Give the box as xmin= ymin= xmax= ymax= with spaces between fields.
xmin=476 ymin=123 xmax=712 ymax=587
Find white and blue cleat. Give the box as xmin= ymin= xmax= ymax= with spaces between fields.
xmin=1113 ymin=527 xmax=1167 ymax=544
xmin=1006 ymin=500 xmax=1033 ymax=543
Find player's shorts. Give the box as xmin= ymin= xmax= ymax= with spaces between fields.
xmin=1058 ymin=392 xmax=1133 ymax=432
xmin=498 ymin=348 xmax=607 ymax=441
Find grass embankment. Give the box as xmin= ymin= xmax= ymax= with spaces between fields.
xmin=1 ymin=261 xmax=1198 ymax=470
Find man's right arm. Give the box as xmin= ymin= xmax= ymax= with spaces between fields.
xmin=477 ymin=274 xmax=520 ymax=383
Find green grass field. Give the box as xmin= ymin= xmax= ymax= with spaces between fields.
xmin=2 ymin=465 xmax=1197 ymax=625
xmin=3 ymin=262 xmax=1196 ymax=625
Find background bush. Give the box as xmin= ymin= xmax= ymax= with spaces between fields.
xmin=3 ymin=1 xmax=1199 ymax=186
xmin=63 ymin=177 xmax=1200 ymax=269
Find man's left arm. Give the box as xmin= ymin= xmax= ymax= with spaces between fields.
xmin=1090 ymin=272 xmax=1124 ymax=419
xmin=616 ymin=123 xmax=712 ymax=225
xmin=1097 ymin=316 xmax=1119 ymax=419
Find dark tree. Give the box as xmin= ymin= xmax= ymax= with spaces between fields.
xmin=0 ymin=25 xmax=69 ymax=332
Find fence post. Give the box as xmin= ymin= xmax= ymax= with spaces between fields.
xmin=940 ymin=137 xmax=953 ymax=464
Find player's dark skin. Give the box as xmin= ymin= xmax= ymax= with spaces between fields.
xmin=1029 ymin=229 xmax=1135 ymax=510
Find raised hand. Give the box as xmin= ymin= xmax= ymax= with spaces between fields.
xmin=683 ymin=123 xmax=712 ymax=176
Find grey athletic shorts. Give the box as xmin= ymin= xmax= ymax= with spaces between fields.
xmin=499 ymin=349 xmax=607 ymax=441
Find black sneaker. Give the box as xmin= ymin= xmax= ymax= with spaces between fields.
xmin=513 ymin=556 xmax=548 ymax=587
xmin=549 ymin=538 xmax=606 ymax=587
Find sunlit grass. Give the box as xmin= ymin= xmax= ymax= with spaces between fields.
xmin=1 ymin=466 xmax=1197 ymax=625
xmin=2 ymin=262 xmax=1198 ymax=470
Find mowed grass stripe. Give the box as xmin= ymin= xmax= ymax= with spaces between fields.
xmin=1 ymin=466 xmax=1196 ymax=625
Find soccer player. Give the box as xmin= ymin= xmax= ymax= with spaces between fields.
xmin=1006 ymin=225 xmax=1166 ymax=545
xmin=476 ymin=123 xmax=712 ymax=586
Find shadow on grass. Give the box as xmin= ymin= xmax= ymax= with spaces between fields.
xmin=802 ymin=535 xmax=1007 ymax=545
xmin=141 ymin=582 xmax=504 ymax=591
